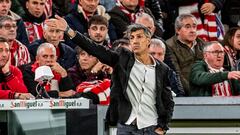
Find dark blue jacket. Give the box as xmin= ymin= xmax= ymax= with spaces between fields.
xmin=27 ymin=39 xmax=77 ymax=70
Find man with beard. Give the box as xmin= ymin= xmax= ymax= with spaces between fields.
xmin=64 ymin=0 xmax=117 ymax=48
xmin=166 ymin=14 xmax=206 ymax=96
xmin=190 ymin=42 xmax=240 ymax=96
xmin=88 ymin=15 xmax=111 ymax=48
xmin=27 ymin=18 xmax=76 ymax=70
xmin=0 ymin=37 xmax=34 ymax=99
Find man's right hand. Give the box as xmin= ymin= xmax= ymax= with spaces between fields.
xmin=15 ymin=93 xmax=35 ymax=100
xmin=45 ymin=15 xmax=68 ymax=32
xmin=228 ymin=71 xmax=240 ymax=80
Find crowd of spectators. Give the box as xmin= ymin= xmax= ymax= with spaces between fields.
xmin=0 ymin=0 xmax=240 ymax=134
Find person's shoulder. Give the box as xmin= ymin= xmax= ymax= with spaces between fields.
xmin=166 ymin=36 xmax=177 ymax=47
xmin=192 ymin=60 xmax=207 ymax=69
xmin=156 ymin=59 xmax=170 ymax=70
xmin=59 ymin=42 xmax=76 ymax=57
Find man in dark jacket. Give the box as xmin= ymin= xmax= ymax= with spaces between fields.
xmin=190 ymin=42 xmax=240 ymax=96
xmin=27 ymin=18 xmax=76 ymax=70
xmin=20 ymin=43 xmax=76 ymax=98
xmin=108 ymin=0 xmax=163 ymax=39
xmin=53 ymin=16 xmax=174 ymax=134
xmin=166 ymin=14 xmax=206 ymax=96
xmin=64 ymin=0 xmax=117 ymax=48
xmin=149 ymin=38 xmax=185 ymax=97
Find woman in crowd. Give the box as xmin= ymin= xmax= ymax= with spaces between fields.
xmin=223 ymin=27 xmax=240 ymax=71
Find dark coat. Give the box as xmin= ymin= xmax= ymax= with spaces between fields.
xmin=108 ymin=6 xmax=163 ymax=39
xmin=190 ymin=60 xmax=240 ymax=96
xmin=64 ymin=8 xmax=117 ymax=48
xmin=27 ymin=39 xmax=77 ymax=70
xmin=71 ymin=32 xmax=174 ymax=130
xmin=166 ymin=36 xmax=206 ymax=95
xmin=20 ymin=63 xmax=74 ymax=97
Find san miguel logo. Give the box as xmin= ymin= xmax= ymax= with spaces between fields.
xmin=49 ymin=100 xmax=82 ymax=108
xmin=10 ymin=101 xmax=39 ymax=108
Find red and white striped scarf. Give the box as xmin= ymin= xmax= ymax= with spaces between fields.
xmin=224 ymin=46 xmax=237 ymax=68
xmin=76 ymin=79 xmax=111 ymax=105
xmin=116 ymin=0 xmax=145 ymax=23
xmin=44 ymin=0 xmax=52 ymax=18
xmin=24 ymin=22 xmax=44 ymax=44
xmin=10 ymin=40 xmax=31 ymax=67
xmin=178 ymin=0 xmax=224 ymax=41
xmin=77 ymin=4 xmax=95 ymax=21
xmin=208 ymin=66 xmax=232 ymax=96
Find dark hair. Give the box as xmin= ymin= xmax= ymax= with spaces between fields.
xmin=126 ymin=23 xmax=151 ymax=38
xmin=223 ymin=27 xmax=240 ymax=50
xmin=74 ymin=46 xmax=83 ymax=56
xmin=88 ymin=15 xmax=109 ymax=28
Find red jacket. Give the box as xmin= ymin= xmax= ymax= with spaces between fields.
xmin=0 ymin=65 xmax=28 ymax=99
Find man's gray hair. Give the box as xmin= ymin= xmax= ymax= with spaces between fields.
xmin=150 ymin=38 xmax=166 ymax=54
xmin=135 ymin=13 xmax=154 ymax=25
xmin=0 ymin=15 xmax=15 ymax=26
xmin=203 ymin=41 xmax=223 ymax=52
xmin=175 ymin=14 xmax=197 ymax=30
xmin=126 ymin=23 xmax=151 ymax=38
xmin=36 ymin=43 xmax=56 ymax=56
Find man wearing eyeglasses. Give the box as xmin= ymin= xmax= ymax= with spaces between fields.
xmin=0 ymin=0 xmax=28 ymax=45
xmin=190 ymin=42 xmax=240 ymax=96
xmin=0 ymin=15 xmax=31 ymax=67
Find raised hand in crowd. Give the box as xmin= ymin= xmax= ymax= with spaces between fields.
xmin=200 ymin=3 xmax=216 ymax=15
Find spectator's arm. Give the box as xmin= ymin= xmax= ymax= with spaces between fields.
xmin=190 ymin=61 xmax=229 ymax=85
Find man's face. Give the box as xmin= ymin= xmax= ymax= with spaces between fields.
xmin=79 ymin=50 xmax=98 ymax=71
xmin=36 ymin=47 xmax=57 ymax=66
xmin=0 ymin=0 xmax=11 ymax=16
xmin=88 ymin=24 xmax=108 ymax=44
xmin=43 ymin=27 xmax=64 ymax=47
xmin=204 ymin=44 xmax=225 ymax=69
xmin=79 ymin=0 xmax=99 ymax=13
xmin=232 ymin=29 xmax=240 ymax=50
xmin=120 ymin=0 xmax=138 ymax=11
xmin=130 ymin=29 xmax=150 ymax=55
xmin=26 ymin=0 xmax=45 ymax=18
xmin=0 ymin=42 xmax=9 ymax=68
xmin=0 ymin=20 xmax=17 ymax=41
xmin=149 ymin=45 xmax=165 ymax=62
xmin=136 ymin=17 xmax=155 ymax=36
xmin=176 ymin=17 xmax=197 ymax=44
